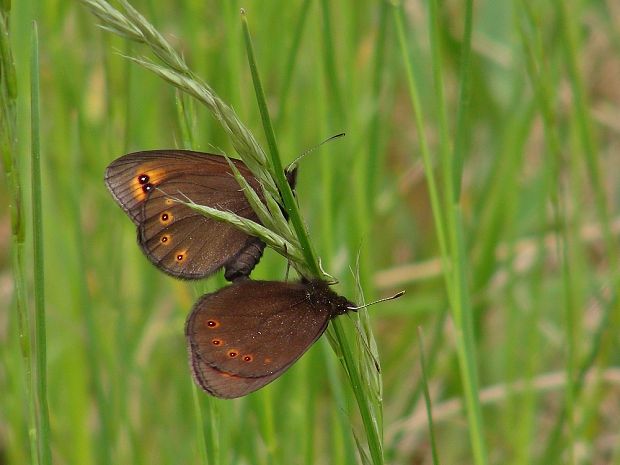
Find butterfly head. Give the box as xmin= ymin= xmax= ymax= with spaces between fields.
xmin=308 ymin=279 xmax=356 ymax=317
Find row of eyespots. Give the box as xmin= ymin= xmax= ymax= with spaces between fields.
xmin=156 ymin=235 xmax=186 ymax=262
xmin=155 ymin=210 xmax=186 ymax=261
xmin=137 ymin=173 xmax=176 ymax=204
xmin=226 ymin=350 xmax=253 ymax=362
xmin=207 ymin=325 xmax=253 ymax=362
xmin=138 ymin=174 xmax=153 ymax=194
xmin=211 ymin=341 xmax=253 ymax=362
xmin=136 ymin=177 xmax=184 ymax=262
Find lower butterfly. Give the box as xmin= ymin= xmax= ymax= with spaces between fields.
xmin=185 ymin=279 xmax=355 ymax=398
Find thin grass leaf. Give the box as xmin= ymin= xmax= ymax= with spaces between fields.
xmin=242 ymin=9 xmax=386 ymax=465
xmin=417 ymin=327 xmax=441 ymax=465
xmin=221 ymin=152 xmax=281 ymax=233
xmin=240 ymin=10 xmax=322 ymax=280
xmin=1 ymin=7 xmax=38 ymax=465
xmin=275 ymin=0 xmax=312 ymax=128
xmin=393 ymin=2 xmax=488 ymax=464
xmin=30 ymin=23 xmax=52 ymax=465
xmin=352 ymin=427 xmax=373 ymax=465
xmin=190 ymin=386 xmax=213 ymax=465
xmin=182 ymin=199 xmax=304 ymax=268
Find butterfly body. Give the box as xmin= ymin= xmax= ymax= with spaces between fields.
xmin=105 ymin=150 xmax=294 ymax=281
xmin=185 ymin=279 xmax=355 ymax=398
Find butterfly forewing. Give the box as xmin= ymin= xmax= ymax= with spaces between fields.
xmin=186 ymin=280 xmax=332 ymax=379
xmin=105 ymin=150 xmax=267 ymax=280
xmin=106 ymin=151 xmax=253 ymax=222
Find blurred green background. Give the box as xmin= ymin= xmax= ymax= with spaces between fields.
xmin=2 ymin=0 xmax=620 ymax=464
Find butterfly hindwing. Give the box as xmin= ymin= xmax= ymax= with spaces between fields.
xmin=189 ymin=356 xmax=282 ymax=399
xmin=138 ymin=174 xmax=260 ymax=279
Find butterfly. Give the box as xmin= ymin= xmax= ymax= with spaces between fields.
xmin=105 ymin=150 xmax=296 ymax=281
xmin=185 ymin=278 xmax=356 ymax=398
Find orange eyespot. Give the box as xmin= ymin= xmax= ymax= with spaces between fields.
xmin=206 ymin=320 xmax=219 ymax=328
xmin=176 ymin=252 xmax=185 ymax=261
xmin=212 ymin=338 xmax=223 ymax=346
xmin=227 ymin=350 xmax=238 ymax=358
xmin=160 ymin=212 xmax=173 ymax=223
xmin=243 ymin=355 xmax=253 ymax=362
xmin=131 ymin=166 xmax=167 ymax=201
xmin=160 ymin=234 xmax=170 ymax=244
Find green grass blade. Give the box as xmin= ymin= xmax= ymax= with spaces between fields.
xmin=240 ymin=9 xmax=321 ymax=279
xmin=393 ymin=2 xmax=488 ymax=464
xmin=417 ymin=327 xmax=441 ymax=465
xmin=1 ymin=6 xmax=38 ymax=465
xmin=318 ymin=0 xmax=345 ymax=125
xmin=30 ymin=22 xmax=52 ymax=465
xmin=276 ymin=0 xmax=311 ymax=128
xmin=392 ymin=3 xmax=453 ymax=298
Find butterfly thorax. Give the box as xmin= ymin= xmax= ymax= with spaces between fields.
xmin=308 ymin=280 xmax=356 ymax=317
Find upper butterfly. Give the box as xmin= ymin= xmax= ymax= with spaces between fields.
xmin=105 ymin=150 xmax=296 ymax=281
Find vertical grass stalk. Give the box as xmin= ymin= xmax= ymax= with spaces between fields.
xmin=1 ymin=6 xmax=39 ymax=464
xmin=417 ymin=328 xmax=440 ymax=465
xmin=241 ymin=11 xmax=385 ymax=464
xmin=393 ymin=2 xmax=488 ymax=464
xmin=30 ymin=22 xmax=52 ymax=465
xmin=240 ymin=10 xmax=321 ymax=279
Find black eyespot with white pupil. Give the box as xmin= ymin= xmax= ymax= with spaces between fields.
xmin=137 ymin=174 xmax=154 ymax=193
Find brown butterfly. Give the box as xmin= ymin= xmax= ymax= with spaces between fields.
xmin=105 ymin=150 xmax=296 ymax=281
xmin=185 ymin=279 xmax=356 ymax=398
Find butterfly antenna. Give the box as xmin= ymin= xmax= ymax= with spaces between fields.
xmin=347 ymin=290 xmax=405 ymax=311
xmin=286 ymin=132 xmax=346 ymax=173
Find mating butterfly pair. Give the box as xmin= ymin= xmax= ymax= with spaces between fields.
xmin=105 ymin=150 xmax=356 ymax=398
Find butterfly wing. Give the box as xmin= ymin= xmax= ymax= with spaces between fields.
xmin=185 ymin=280 xmax=332 ymax=398
xmin=189 ymin=358 xmax=282 ymax=399
xmin=105 ymin=150 xmax=265 ymax=280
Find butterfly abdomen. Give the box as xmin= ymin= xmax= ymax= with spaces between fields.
xmin=224 ymin=238 xmax=266 ymax=281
